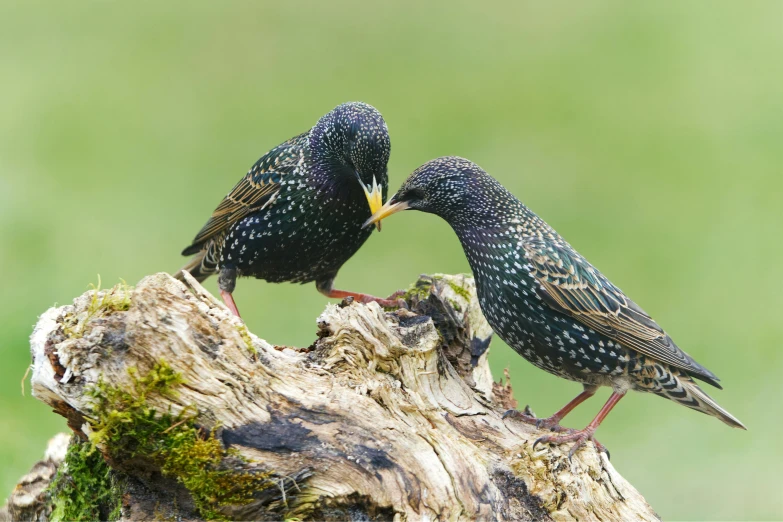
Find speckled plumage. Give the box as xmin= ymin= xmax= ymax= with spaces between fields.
xmin=179 ymin=102 xmax=391 ymax=314
xmin=369 ymin=156 xmax=744 ymax=452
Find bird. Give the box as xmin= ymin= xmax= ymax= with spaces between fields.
xmin=178 ymin=102 xmax=401 ymax=317
xmin=364 ymin=156 xmax=745 ymax=456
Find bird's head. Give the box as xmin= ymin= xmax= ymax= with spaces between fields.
xmin=363 ymin=156 xmax=511 ymax=229
xmin=311 ymin=102 xmax=390 ymax=230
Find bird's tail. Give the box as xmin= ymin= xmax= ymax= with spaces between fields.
xmin=659 ymin=370 xmax=746 ymax=429
xmin=175 ymin=249 xmax=214 ymax=283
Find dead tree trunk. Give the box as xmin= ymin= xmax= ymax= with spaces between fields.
xmin=8 ymin=272 xmax=659 ymax=521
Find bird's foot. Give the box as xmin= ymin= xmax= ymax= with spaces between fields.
xmin=533 ymin=427 xmax=609 ymax=459
xmin=353 ymin=289 xmax=408 ymax=309
xmin=385 ymin=289 xmax=407 ymax=301
xmin=503 ymin=408 xmax=538 ymax=425
xmin=381 ymin=289 xmax=409 ymax=309
xmin=361 ymin=294 xmax=408 ymax=309
xmin=321 ymin=288 xmax=407 ymax=309
xmin=503 ymin=407 xmax=568 ymax=432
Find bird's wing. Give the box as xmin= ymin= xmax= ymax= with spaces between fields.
xmin=522 ymin=238 xmax=720 ymax=386
xmin=182 ymin=133 xmax=307 ymax=255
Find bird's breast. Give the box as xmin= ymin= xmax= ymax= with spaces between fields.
xmin=219 ymin=174 xmax=373 ymax=283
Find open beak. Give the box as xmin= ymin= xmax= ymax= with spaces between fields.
xmin=362 ymin=196 xmax=410 ymax=229
xmin=362 ymin=175 xmax=384 ymax=231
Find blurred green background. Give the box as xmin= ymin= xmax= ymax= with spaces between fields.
xmin=1 ymin=1 xmax=781 ymax=519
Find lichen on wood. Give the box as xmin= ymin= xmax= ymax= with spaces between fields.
xmin=14 ymin=272 xmax=660 ymax=521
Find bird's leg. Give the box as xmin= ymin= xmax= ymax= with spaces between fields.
xmin=534 ymin=390 xmax=625 ymax=459
xmin=220 ymin=290 xmax=241 ymax=317
xmin=322 ymin=288 xmax=407 ymax=308
xmin=218 ymin=268 xmax=241 ymax=317
xmin=316 ymin=279 xmax=407 ymax=308
xmin=504 ymin=385 xmax=597 ymax=431
xmin=384 ymin=289 xmax=408 ymax=301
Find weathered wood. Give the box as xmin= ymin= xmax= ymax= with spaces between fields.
xmin=0 ymin=434 xmax=69 ymax=522
xmin=15 ymin=272 xmax=659 ymax=521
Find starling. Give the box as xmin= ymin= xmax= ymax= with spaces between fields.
xmin=178 ymin=102 xmax=399 ymax=317
xmin=365 ymin=156 xmax=745 ymax=455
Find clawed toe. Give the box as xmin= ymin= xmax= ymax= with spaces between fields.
xmin=591 ymin=438 xmax=610 ymax=458
xmin=502 ymin=409 xmax=537 ymax=423
xmin=383 ymin=290 xmax=409 ymax=309
xmin=386 ymin=289 xmax=407 ymax=300
xmin=503 ymin=409 xmax=565 ymax=432
xmin=532 ymin=429 xmax=608 ymax=460
xmin=534 ymin=417 xmax=566 ymax=432
xmin=355 ymin=295 xmax=407 ymax=309
xmin=533 ymin=431 xmax=590 ymax=457
xmin=380 ymin=298 xmax=409 ymax=309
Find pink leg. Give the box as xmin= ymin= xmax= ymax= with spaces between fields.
xmin=220 ymin=290 xmax=241 ymax=317
xmin=321 ymin=288 xmax=406 ymax=308
xmin=504 ymin=386 xmax=597 ymax=431
xmin=534 ymin=391 xmax=625 ymax=459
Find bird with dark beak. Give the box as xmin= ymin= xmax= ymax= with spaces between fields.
xmin=178 ymin=102 xmax=398 ymax=317
xmin=365 ymin=156 xmax=744 ymax=456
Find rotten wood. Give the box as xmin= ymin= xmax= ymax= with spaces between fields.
xmin=13 ymin=272 xmax=659 ymax=521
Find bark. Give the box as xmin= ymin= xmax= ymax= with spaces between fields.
xmin=7 ymin=272 xmax=659 ymax=521
xmin=0 ymin=434 xmax=69 ymax=522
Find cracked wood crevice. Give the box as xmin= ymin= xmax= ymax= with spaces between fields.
xmin=7 ymin=272 xmax=659 ymax=521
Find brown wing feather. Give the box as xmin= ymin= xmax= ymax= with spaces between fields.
xmin=523 ymin=238 xmax=721 ymax=387
xmin=182 ymin=133 xmax=307 ymax=255
xmin=190 ymin=178 xmax=280 ymax=246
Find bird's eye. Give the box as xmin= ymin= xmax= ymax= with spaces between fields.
xmin=404 ymin=188 xmax=425 ymax=201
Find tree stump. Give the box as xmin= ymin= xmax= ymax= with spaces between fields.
xmin=7 ymin=272 xmax=659 ymax=521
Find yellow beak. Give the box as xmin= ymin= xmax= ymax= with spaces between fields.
xmin=363 ymin=175 xmax=385 ymax=231
xmin=362 ymin=196 xmax=410 ymax=229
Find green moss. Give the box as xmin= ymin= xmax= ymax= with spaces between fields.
xmin=49 ymin=438 xmax=122 ymax=522
xmin=63 ymin=277 xmax=133 ymax=338
xmin=235 ymin=323 xmax=258 ymax=355
xmin=86 ymin=361 xmax=272 ymax=520
xmin=446 ymin=280 xmax=472 ymax=301
xmin=403 ymin=279 xmax=434 ymax=301
xmin=400 ymin=276 xmax=472 ymax=304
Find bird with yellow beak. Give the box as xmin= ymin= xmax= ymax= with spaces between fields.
xmin=177 ymin=102 xmax=399 ymax=317
xmin=366 ymin=156 xmax=744 ymax=457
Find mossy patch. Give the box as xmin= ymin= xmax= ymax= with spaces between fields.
xmin=235 ymin=323 xmax=258 ymax=356
xmin=48 ymin=437 xmax=123 ymax=522
xmin=446 ymin=280 xmax=472 ymax=302
xmin=86 ymin=361 xmax=272 ymax=520
xmin=63 ymin=277 xmax=132 ymax=338
xmin=401 ymin=275 xmax=472 ymax=304
xmin=403 ymin=278 xmax=434 ymax=301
